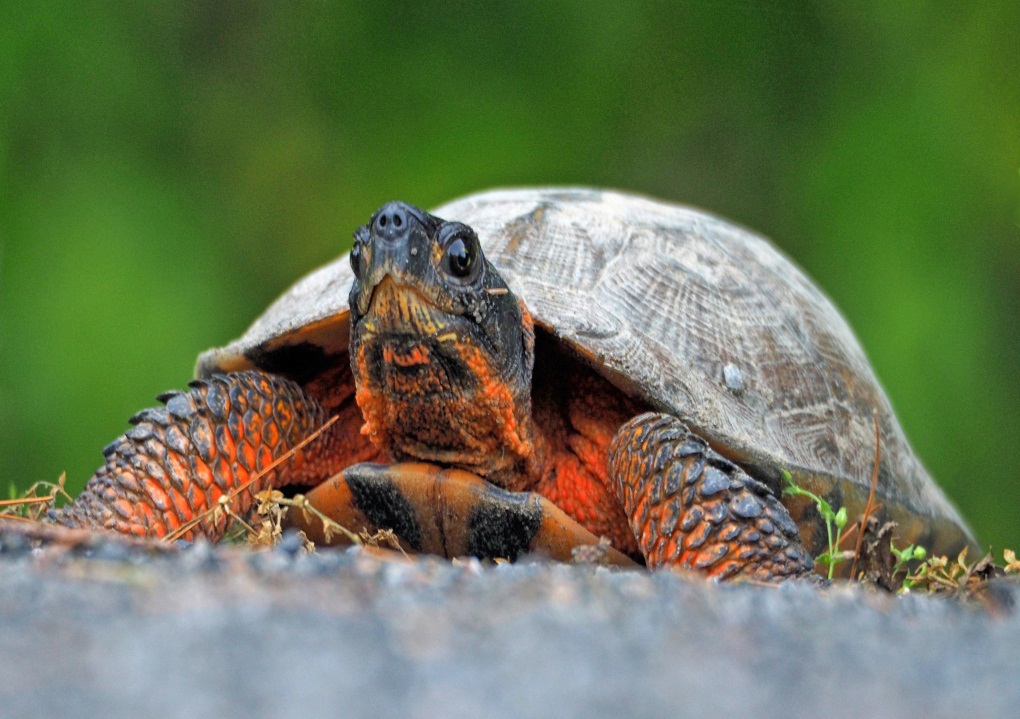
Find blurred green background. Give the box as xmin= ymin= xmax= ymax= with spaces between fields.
xmin=1 ymin=3 xmax=1017 ymax=549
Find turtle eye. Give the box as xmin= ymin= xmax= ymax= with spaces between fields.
xmin=441 ymin=234 xmax=481 ymax=282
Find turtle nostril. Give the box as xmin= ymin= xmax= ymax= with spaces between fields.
xmin=373 ymin=202 xmax=410 ymax=242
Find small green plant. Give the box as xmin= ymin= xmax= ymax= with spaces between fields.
xmin=891 ymin=542 xmax=927 ymax=590
xmin=782 ymin=470 xmax=848 ymax=579
xmin=901 ymin=546 xmax=1020 ymax=598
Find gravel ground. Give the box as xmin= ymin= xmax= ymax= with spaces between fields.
xmin=1 ymin=528 xmax=1017 ymax=719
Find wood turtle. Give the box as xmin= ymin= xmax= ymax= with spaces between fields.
xmin=52 ymin=188 xmax=977 ymax=581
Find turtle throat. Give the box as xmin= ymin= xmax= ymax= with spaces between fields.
xmin=351 ymin=280 xmax=543 ymax=489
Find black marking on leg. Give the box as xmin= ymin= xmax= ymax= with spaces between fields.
xmin=465 ymin=490 xmax=542 ymax=562
xmin=345 ymin=467 xmax=424 ymax=551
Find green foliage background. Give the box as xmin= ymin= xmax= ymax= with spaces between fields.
xmin=1 ymin=3 xmax=1017 ymax=549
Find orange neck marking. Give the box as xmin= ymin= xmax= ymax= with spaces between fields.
xmin=353 ymin=301 xmax=541 ymax=488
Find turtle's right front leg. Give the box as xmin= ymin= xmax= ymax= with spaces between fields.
xmin=608 ymin=412 xmax=816 ymax=582
xmin=50 ymin=371 xmax=353 ymax=540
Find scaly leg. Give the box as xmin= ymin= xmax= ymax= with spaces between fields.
xmin=51 ymin=371 xmax=352 ymax=540
xmin=608 ymin=412 xmax=815 ymax=581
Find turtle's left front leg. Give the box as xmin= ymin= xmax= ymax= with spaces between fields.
xmin=608 ymin=412 xmax=815 ymax=582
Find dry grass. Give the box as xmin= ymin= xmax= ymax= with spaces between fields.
xmin=3 ymin=462 xmax=1015 ymax=606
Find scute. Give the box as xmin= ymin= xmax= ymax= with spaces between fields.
xmin=196 ymin=187 xmax=973 ymax=547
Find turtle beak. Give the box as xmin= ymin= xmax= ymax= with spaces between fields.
xmin=361 ymin=275 xmax=453 ymax=338
xmin=354 ymin=201 xmax=436 ymax=317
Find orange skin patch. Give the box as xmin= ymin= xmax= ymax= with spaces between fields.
xmin=530 ymin=370 xmax=643 ymax=558
xmin=458 ymin=332 xmax=533 ymax=462
xmin=382 ymin=344 xmax=431 ymax=368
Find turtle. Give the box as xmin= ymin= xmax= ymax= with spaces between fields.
xmin=52 ymin=188 xmax=977 ymax=581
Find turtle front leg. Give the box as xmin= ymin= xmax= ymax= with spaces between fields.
xmin=608 ymin=412 xmax=815 ymax=582
xmin=285 ymin=462 xmax=637 ymax=567
xmin=51 ymin=371 xmax=356 ymax=540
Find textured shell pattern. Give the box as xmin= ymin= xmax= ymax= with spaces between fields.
xmin=196 ymin=188 xmax=967 ymax=530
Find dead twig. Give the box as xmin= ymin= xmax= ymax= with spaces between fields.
xmin=850 ymin=411 xmax=882 ymax=581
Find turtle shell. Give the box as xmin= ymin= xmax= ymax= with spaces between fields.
xmin=196 ymin=188 xmax=975 ymax=553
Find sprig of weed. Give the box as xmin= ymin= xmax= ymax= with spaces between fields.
xmin=782 ymin=470 xmax=848 ymax=579
xmin=901 ymin=546 xmax=1017 ymax=597
xmin=163 ymin=415 xmax=340 ymax=543
xmin=0 ymin=474 xmax=72 ymax=522
xmin=891 ymin=542 xmax=927 ymax=590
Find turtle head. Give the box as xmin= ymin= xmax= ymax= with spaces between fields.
xmin=348 ymin=201 xmax=538 ymax=486
xmin=349 ymin=202 xmax=523 ymax=360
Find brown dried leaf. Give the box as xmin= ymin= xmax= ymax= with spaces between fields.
xmin=358 ymin=528 xmax=407 ymax=557
xmin=572 ymin=536 xmax=615 ymax=566
xmin=956 ymin=546 xmax=970 ymax=571
xmin=856 ymin=520 xmax=899 ymax=591
xmin=966 ymin=553 xmax=1002 ymax=583
xmin=246 ymin=489 xmax=287 ymax=548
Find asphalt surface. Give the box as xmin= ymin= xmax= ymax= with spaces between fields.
xmin=1 ymin=528 xmax=1017 ymax=719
